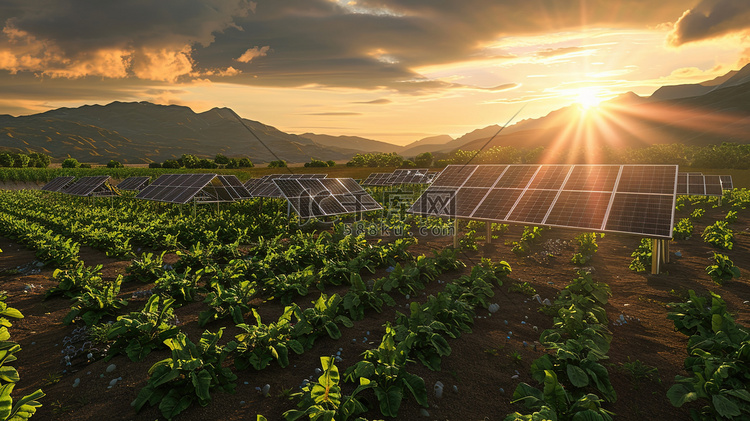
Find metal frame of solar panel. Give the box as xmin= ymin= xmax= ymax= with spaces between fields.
xmin=274 ymin=177 xmax=382 ymax=218
xmin=703 ymin=175 xmax=724 ymax=197
xmin=361 ymin=173 xmax=392 ymax=186
xmin=687 ymin=172 xmax=705 ymax=195
xmin=386 ymin=168 xmax=430 ymax=185
xmin=41 ymin=176 xmax=75 ymax=192
xmin=720 ymin=175 xmax=733 ymax=190
xmin=136 ymin=173 xmax=218 ymax=204
xmin=409 ymin=164 xmax=678 ymax=238
xmin=62 ymin=176 xmax=117 ymax=197
xmin=117 ymin=176 xmax=150 ymax=191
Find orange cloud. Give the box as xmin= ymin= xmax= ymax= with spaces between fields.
xmin=131 ymin=46 xmax=194 ymax=82
xmin=236 ymin=46 xmax=270 ymax=63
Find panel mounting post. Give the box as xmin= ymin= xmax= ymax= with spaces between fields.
xmin=453 ymin=218 xmax=460 ymax=248
xmin=486 ymin=222 xmax=492 ymax=244
xmin=651 ymin=238 xmax=660 ymax=274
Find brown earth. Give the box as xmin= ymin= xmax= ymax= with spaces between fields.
xmin=1 ymin=202 xmax=749 ymax=421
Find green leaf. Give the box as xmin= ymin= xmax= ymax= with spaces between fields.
xmin=667 ymin=384 xmax=698 ymax=407
xmin=159 ymin=389 xmax=193 ymax=420
xmin=375 ymin=385 xmax=404 ymax=417
xmin=567 ymin=364 xmax=589 ymax=388
xmin=0 ymin=383 xmax=14 ymax=420
xmin=401 ymin=372 xmax=428 ymax=407
xmin=711 ymin=314 xmax=723 ymax=333
xmin=191 ymin=370 xmax=213 ymax=404
xmin=712 ymin=393 xmax=741 ymax=417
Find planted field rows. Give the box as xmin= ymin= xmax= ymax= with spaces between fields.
xmin=0 ymin=189 xmax=748 ymax=420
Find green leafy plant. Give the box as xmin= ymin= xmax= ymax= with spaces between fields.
xmin=198 ymin=279 xmax=258 ymax=326
xmin=106 ymin=294 xmax=180 ymax=362
xmin=45 ymin=263 xmax=103 ymax=300
xmin=152 ymin=268 xmax=202 ymax=306
xmin=344 ymin=324 xmax=428 ymax=417
xmin=63 ymin=275 xmax=128 ymax=326
xmin=629 ymin=238 xmax=652 ymax=272
xmin=342 ymin=273 xmax=396 ymax=321
xmin=293 ymin=294 xmax=354 ymax=350
xmin=706 ymin=253 xmax=741 ymax=285
xmin=233 ymin=307 xmax=304 ymax=371
xmin=724 ymin=210 xmax=738 ymax=223
xmin=702 ymin=221 xmax=734 ymax=250
xmin=283 ymin=356 xmax=372 ymax=421
xmin=673 ymin=218 xmax=694 ymax=240
xmin=124 ymin=251 xmax=166 ymax=283
xmin=570 ymin=232 xmax=601 ymax=266
xmin=132 ymin=329 xmax=238 ymax=420
xmin=691 ymin=208 xmax=705 ymax=220
xmin=393 ymin=301 xmax=452 ymax=371
xmin=508 ymin=281 xmax=537 ymax=297
xmin=505 ymin=370 xmax=614 ymax=421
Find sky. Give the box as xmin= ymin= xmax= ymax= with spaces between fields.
xmin=1 ymin=0 xmax=750 ymax=146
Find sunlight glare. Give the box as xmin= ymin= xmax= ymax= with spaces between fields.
xmin=575 ymin=87 xmax=603 ymax=110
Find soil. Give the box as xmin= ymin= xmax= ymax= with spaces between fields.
xmin=1 ymin=202 xmax=748 ymax=421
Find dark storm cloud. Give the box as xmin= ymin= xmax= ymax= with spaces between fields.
xmin=668 ymin=0 xmax=750 ymax=46
xmin=0 ymin=0 xmax=701 ymax=90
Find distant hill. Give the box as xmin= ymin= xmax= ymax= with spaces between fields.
xmin=0 ymin=102 xmax=357 ymax=164
xmin=456 ymin=75 xmax=750 ymax=162
xmin=300 ymin=133 xmax=399 ymax=154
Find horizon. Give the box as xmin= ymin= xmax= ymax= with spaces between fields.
xmin=1 ymin=1 xmax=749 ymax=146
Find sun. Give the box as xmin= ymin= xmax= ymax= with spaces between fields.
xmin=575 ymin=87 xmax=603 ymax=111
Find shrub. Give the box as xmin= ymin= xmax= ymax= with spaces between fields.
xmin=61 ymin=158 xmax=79 ymax=168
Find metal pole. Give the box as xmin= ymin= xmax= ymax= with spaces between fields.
xmin=453 ymin=218 xmax=460 ymax=248
xmin=486 ymin=222 xmax=492 ymax=244
xmin=651 ymin=238 xmax=660 ymax=274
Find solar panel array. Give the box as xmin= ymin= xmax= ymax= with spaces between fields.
xmin=677 ymin=172 xmax=734 ymax=196
xmin=273 ymin=177 xmax=382 ymax=218
xmin=361 ymin=169 xmax=435 ymax=186
xmin=247 ymin=174 xmax=328 ymax=198
xmin=136 ymin=174 xmax=218 ymax=204
xmin=409 ymin=164 xmax=678 ymax=238
xmin=117 ymin=176 xmax=150 ymax=191
xmin=41 ymin=176 xmax=75 ymax=192
xmin=62 ymin=176 xmax=117 ymax=197
xmin=200 ymin=175 xmax=253 ymax=202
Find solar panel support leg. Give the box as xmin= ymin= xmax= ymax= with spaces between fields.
xmin=651 ymin=238 xmax=660 ymax=274
xmin=662 ymin=240 xmax=669 ymax=264
xmin=486 ymin=222 xmax=492 ymax=244
xmin=193 ymin=197 xmax=197 ymax=218
xmin=453 ymin=218 xmax=460 ymax=248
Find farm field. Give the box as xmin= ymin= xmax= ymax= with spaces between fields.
xmin=0 ymin=189 xmax=748 ymax=420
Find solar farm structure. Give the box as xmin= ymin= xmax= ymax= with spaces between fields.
xmin=361 ymin=168 xmax=438 ymax=186
xmin=273 ymin=177 xmax=382 ymax=218
xmin=136 ymin=174 xmax=251 ymax=204
xmin=409 ymin=164 xmax=679 ymax=273
xmin=42 ymin=175 xmax=118 ymax=197
xmin=244 ymin=174 xmax=328 ymax=198
xmin=677 ymin=172 xmax=733 ymax=196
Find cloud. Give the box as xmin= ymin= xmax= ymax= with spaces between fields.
xmin=353 ymin=98 xmax=392 ymax=104
xmin=667 ymin=0 xmax=750 ymax=46
xmin=236 ymin=46 xmax=270 ymax=63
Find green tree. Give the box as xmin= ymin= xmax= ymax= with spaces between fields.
xmin=107 ymin=159 xmax=124 ymax=168
xmin=226 ymin=158 xmax=239 ymax=169
xmin=0 ymin=153 xmax=13 ymax=167
xmin=214 ymin=154 xmax=230 ymax=165
xmin=414 ymin=152 xmax=433 ymax=167
xmin=12 ymin=153 xmax=30 ymax=168
xmin=326 ymin=160 xmax=335 ymax=167
xmin=198 ymin=158 xmax=218 ymax=169
xmin=28 ymin=152 xmax=51 ymax=168
xmin=268 ymin=160 xmax=287 ymax=168
xmin=238 ymin=158 xmax=253 ymax=168
xmin=62 ymin=158 xmax=80 ymax=168
xmin=162 ymin=160 xmax=180 ymax=169
xmin=179 ymin=154 xmax=200 ymax=169
xmin=304 ymin=158 xmax=329 ymax=167
xmin=148 ymin=162 xmax=162 ymax=168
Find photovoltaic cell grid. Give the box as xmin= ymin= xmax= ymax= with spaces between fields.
xmin=677 ymin=172 xmax=734 ymax=196
xmin=41 ymin=176 xmax=75 ymax=192
xmin=117 ymin=176 xmax=150 ymax=191
xmin=199 ymin=175 xmax=253 ymax=202
xmin=274 ymin=178 xmax=382 ymax=218
xmin=62 ymin=176 xmax=117 ymax=197
xmin=248 ymin=174 xmax=328 ymax=197
xmin=136 ymin=174 xmax=218 ymax=204
xmin=361 ymin=169 xmax=434 ymax=186
xmin=408 ymin=164 xmax=678 ymax=238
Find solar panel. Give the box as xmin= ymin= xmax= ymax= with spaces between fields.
xmin=273 ymin=178 xmax=382 ymax=218
xmin=704 ymin=175 xmax=723 ymax=196
xmin=136 ymin=173 xmax=217 ymax=204
xmin=687 ymin=173 xmax=705 ymax=195
xmin=409 ymin=164 xmax=677 ymax=238
xmin=719 ymin=175 xmax=733 ymax=190
xmin=117 ymin=176 xmax=150 ymax=191
xmin=200 ymin=175 xmax=253 ymax=201
xmin=243 ymin=178 xmax=262 ymax=191
xmin=41 ymin=176 xmax=75 ymax=192
xmin=62 ymin=176 xmax=115 ymax=197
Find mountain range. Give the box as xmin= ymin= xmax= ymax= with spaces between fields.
xmin=1 ymin=63 xmax=750 ymax=164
